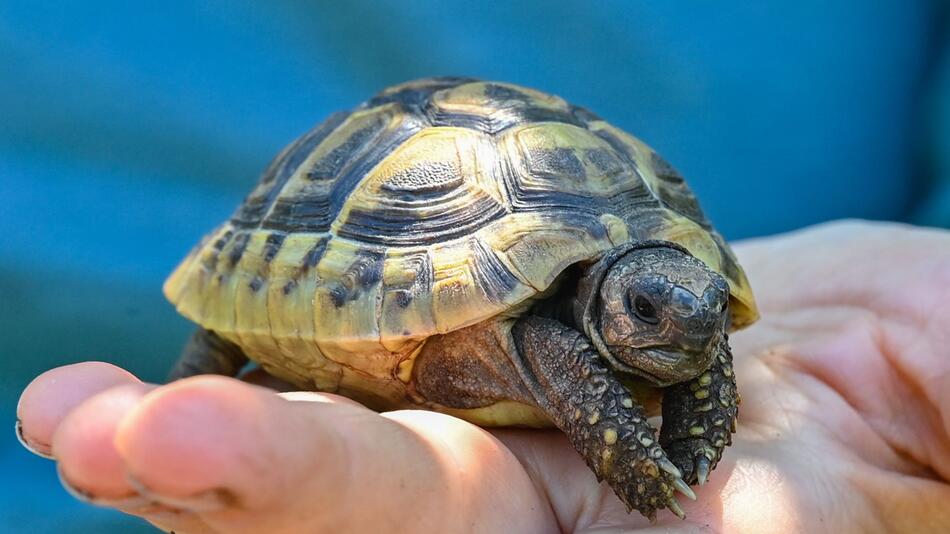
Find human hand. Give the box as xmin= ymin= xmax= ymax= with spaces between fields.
xmin=16 ymin=220 xmax=950 ymax=533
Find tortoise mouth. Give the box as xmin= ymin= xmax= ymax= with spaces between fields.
xmin=607 ymin=344 xmax=710 ymax=386
xmin=642 ymin=345 xmax=692 ymax=363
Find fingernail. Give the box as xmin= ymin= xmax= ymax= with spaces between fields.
xmin=15 ymin=419 xmax=54 ymax=459
xmin=57 ymin=464 xmax=155 ymax=510
xmin=126 ymin=474 xmax=237 ymax=513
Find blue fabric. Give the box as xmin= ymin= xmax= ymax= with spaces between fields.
xmin=1 ymin=2 xmax=946 ymax=531
xmin=915 ymin=18 xmax=950 ymax=227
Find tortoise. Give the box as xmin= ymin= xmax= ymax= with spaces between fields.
xmin=164 ymin=77 xmax=758 ymax=520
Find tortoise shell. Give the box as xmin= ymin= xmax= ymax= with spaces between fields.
xmin=164 ymin=77 xmax=757 ymax=407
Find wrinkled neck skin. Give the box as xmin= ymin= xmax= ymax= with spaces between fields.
xmin=574 ymin=242 xmax=730 ymax=387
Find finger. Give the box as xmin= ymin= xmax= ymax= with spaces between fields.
xmin=51 ymin=378 xmax=243 ymax=534
xmin=492 ymin=428 xmax=623 ymax=531
xmin=276 ymin=390 xmax=366 ymax=408
xmin=144 ymin=513 xmax=216 ymax=534
xmin=113 ymin=375 xmax=557 ymax=533
xmin=17 ymin=362 xmax=140 ymax=457
xmin=53 ymin=382 xmax=156 ymax=501
xmin=238 ymin=370 xmax=368 ymax=410
xmin=240 ymin=368 xmax=367 ymax=409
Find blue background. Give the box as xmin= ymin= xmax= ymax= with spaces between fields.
xmin=2 ymin=1 xmax=948 ymax=532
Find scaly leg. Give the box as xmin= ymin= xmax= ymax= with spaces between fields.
xmin=511 ymin=316 xmax=694 ymax=520
xmin=168 ymin=328 xmax=249 ymax=381
xmin=660 ymin=335 xmax=739 ymax=485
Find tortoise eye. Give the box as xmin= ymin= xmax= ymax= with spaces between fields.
xmin=632 ymin=295 xmax=659 ymax=324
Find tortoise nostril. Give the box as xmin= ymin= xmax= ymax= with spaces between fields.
xmin=670 ymin=287 xmax=699 ymax=317
xmin=704 ymin=282 xmax=729 ymax=314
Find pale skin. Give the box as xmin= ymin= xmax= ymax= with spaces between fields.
xmin=15 ymin=221 xmax=950 ymax=533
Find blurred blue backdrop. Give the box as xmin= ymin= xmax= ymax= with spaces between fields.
xmin=1 ymin=1 xmax=948 ymax=532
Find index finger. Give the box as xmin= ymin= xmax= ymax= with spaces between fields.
xmin=17 ymin=362 xmax=141 ymax=458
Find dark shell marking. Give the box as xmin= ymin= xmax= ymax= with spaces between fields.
xmin=232 ymin=111 xmax=350 ymax=229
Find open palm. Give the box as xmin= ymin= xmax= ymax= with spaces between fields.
xmin=16 ymin=221 xmax=950 ymax=533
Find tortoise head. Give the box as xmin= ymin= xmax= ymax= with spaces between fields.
xmin=575 ymin=242 xmax=730 ymax=386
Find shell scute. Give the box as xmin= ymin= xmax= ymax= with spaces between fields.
xmin=380 ymin=249 xmax=435 ymax=350
xmin=426 ymin=81 xmax=582 ymax=133
xmin=333 ymin=127 xmax=508 ymax=246
xmin=509 ymin=122 xmax=640 ymax=199
xmin=482 ymin=212 xmax=613 ymax=290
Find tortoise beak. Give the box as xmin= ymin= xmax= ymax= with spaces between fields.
xmin=639 ymin=346 xmax=714 ymax=385
xmin=606 ymin=338 xmax=718 ymax=387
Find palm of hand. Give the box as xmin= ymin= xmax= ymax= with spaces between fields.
xmin=16 ymin=222 xmax=950 ymax=533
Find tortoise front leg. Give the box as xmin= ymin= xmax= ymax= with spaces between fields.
xmin=511 ymin=316 xmax=694 ymax=520
xmin=168 ymin=328 xmax=249 ymax=381
xmin=660 ymin=335 xmax=739 ymax=485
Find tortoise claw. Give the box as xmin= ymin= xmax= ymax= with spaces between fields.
xmin=672 ymin=477 xmax=696 ymax=500
xmin=667 ymin=497 xmax=686 ymax=519
xmin=658 ymin=457 xmax=683 ymax=479
xmin=696 ymin=456 xmax=712 ymax=486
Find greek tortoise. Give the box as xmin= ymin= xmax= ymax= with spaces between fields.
xmin=164 ymin=77 xmax=758 ymax=520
